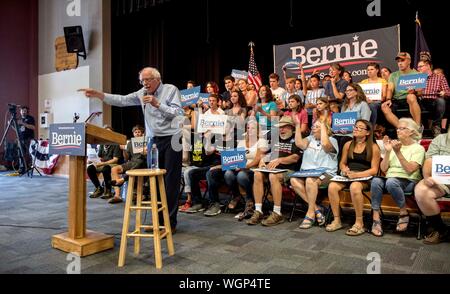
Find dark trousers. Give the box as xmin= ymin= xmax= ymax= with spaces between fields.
xmin=189 ymin=166 xmax=211 ymax=205
xmin=87 ymin=164 xmax=112 ymax=190
xmin=154 ymin=135 xmax=182 ymax=228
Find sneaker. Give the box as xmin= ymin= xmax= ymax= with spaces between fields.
xmin=246 ymin=210 xmax=264 ymax=225
xmin=101 ymin=189 xmax=114 ymax=199
xmin=204 ymin=202 xmax=222 ymax=217
xmin=261 ymin=211 xmax=285 ymax=227
xmin=423 ymin=229 xmax=449 ymax=245
xmin=185 ymin=203 xmax=205 ymax=214
xmin=227 ymin=196 xmax=241 ymax=210
xmin=108 ymin=197 xmax=123 ymax=204
xmin=179 ymin=200 xmax=192 ymax=212
xmin=89 ymin=187 xmax=104 ymax=198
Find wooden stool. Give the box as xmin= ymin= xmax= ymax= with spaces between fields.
xmin=118 ymin=169 xmax=175 ymax=269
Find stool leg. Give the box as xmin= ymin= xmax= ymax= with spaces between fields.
xmin=118 ymin=176 xmax=135 ymax=267
xmin=134 ymin=176 xmax=144 ymax=256
xmin=158 ymin=175 xmax=175 ymax=256
xmin=150 ymin=176 xmax=163 ymax=269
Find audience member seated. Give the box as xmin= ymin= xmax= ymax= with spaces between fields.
xmin=360 ymin=63 xmax=388 ymax=126
xmin=247 ymin=116 xmax=301 ymax=226
xmin=87 ymin=125 xmax=122 ymax=199
xmin=323 ymin=63 xmax=348 ymax=113
xmin=283 ymin=94 xmax=309 ymax=136
xmin=382 ymin=52 xmax=421 ymax=127
xmin=312 ymin=97 xmax=332 ymax=126
xmin=290 ymin=119 xmax=339 ymax=229
xmin=109 ymin=125 xmax=147 ymax=204
xmin=326 ymin=120 xmax=381 ymax=235
xmin=370 ymin=118 xmax=425 ymax=236
xmin=416 ymin=59 xmax=450 ymax=137
xmin=269 ymin=73 xmax=287 ymax=101
xmin=303 ymin=74 xmax=325 ymax=117
xmin=414 ymin=130 xmax=450 ymax=244
xmin=224 ymin=118 xmax=269 ymax=219
xmin=253 ymin=85 xmax=278 ymax=135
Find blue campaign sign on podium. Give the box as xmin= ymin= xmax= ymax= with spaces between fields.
xmin=332 ymin=112 xmax=357 ymax=133
xmin=49 ymin=123 xmax=86 ymax=156
xmin=221 ymin=149 xmax=247 ymax=171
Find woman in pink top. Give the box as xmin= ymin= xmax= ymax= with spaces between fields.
xmin=284 ymin=94 xmax=309 ymax=136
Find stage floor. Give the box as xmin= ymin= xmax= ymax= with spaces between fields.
xmin=1 ymin=172 xmax=450 ymax=274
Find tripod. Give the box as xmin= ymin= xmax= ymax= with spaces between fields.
xmin=27 ymin=139 xmax=42 ymax=178
xmin=0 ymin=107 xmax=28 ymax=176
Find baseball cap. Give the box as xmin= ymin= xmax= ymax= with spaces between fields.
xmin=395 ymin=52 xmax=411 ymax=61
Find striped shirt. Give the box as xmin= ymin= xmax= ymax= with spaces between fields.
xmin=305 ymin=88 xmax=325 ymax=114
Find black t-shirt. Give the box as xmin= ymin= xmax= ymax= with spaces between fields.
xmin=268 ymin=135 xmax=301 ymax=171
xmin=18 ymin=115 xmax=35 ymax=140
xmin=189 ymin=132 xmax=219 ymax=167
xmin=98 ymin=144 xmax=123 ymax=163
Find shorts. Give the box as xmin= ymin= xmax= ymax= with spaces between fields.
xmin=121 ymin=160 xmax=146 ymax=173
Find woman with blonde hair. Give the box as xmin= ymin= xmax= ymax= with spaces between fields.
xmin=370 ymin=118 xmax=425 ymax=236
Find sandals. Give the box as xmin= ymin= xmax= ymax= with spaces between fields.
xmin=326 ymin=221 xmax=343 ymax=232
xmin=299 ymin=216 xmax=315 ymax=229
xmin=228 ymin=196 xmax=241 ymax=210
xmin=315 ymin=209 xmax=326 ymax=226
xmin=111 ymin=179 xmax=125 ymax=187
xmin=346 ymin=224 xmax=365 ymax=236
xmin=371 ymin=220 xmax=383 ymax=237
xmin=396 ymin=213 xmax=410 ymax=232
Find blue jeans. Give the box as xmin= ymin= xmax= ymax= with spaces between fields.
xmin=369 ymin=102 xmax=381 ymax=126
xmin=206 ymin=168 xmax=225 ymax=203
xmin=370 ymin=177 xmax=416 ymax=211
xmin=146 ymin=136 xmax=154 ymax=168
xmin=224 ymin=169 xmax=254 ymax=202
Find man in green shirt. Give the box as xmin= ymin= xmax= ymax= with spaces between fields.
xmin=382 ymin=52 xmax=422 ymax=127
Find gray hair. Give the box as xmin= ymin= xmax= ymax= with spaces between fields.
xmin=398 ymin=118 xmax=422 ymax=141
xmin=140 ymin=67 xmax=161 ymax=81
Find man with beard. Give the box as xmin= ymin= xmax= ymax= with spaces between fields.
xmin=247 ymin=116 xmax=301 ymax=226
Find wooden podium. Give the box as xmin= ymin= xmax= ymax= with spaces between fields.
xmin=52 ymin=124 xmax=127 ymax=257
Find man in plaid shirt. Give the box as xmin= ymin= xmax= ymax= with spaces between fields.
xmin=417 ymin=59 xmax=450 ymax=136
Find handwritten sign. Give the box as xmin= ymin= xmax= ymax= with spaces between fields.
xmin=359 ymin=83 xmax=382 ymax=101
xmin=432 ymin=156 xmax=450 ymax=185
xmin=180 ymin=86 xmax=201 ymax=107
xmin=332 ymin=112 xmax=357 ymax=133
xmin=131 ymin=137 xmax=145 ymax=154
xmin=397 ymin=73 xmax=428 ymax=91
xmin=231 ymin=69 xmax=249 ymax=81
xmin=197 ymin=114 xmax=227 ymax=134
xmin=221 ymin=149 xmax=247 ymax=171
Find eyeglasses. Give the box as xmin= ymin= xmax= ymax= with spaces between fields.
xmin=139 ymin=78 xmax=156 ymax=85
xmin=353 ymin=126 xmax=368 ymax=131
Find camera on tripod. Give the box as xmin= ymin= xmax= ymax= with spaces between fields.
xmin=8 ymin=103 xmax=19 ymax=116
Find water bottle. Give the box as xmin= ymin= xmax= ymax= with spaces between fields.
xmin=121 ymin=181 xmax=128 ymax=200
xmin=151 ymin=144 xmax=159 ymax=169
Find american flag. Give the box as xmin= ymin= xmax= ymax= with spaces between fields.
xmin=248 ymin=42 xmax=262 ymax=91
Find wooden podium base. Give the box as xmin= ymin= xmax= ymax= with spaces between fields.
xmin=52 ymin=230 xmax=114 ymax=257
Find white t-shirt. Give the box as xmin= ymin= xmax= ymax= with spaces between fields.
xmin=237 ymin=139 xmax=269 ymax=162
xmin=300 ymin=135 xmax=339 ymax=173
xmin=204 ymin=108 xmax=225 ymax=115
xmin=271 ymin=87 xmax=287 ymax=100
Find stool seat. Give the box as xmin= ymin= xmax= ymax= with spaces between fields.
xmin=126 ymin=168 xmax=167 ymax=177
xmin=118 ymin=168 xmax=174 ymax=269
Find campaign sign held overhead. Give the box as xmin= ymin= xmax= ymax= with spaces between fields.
xmin=221 ymin=149 xmax=247 ymax=171
xmin=231 ymin=70 xmax=249 ymax=81
xmin=397 ymin=73 xmax=428 ymax=91
xmin=180 ymin=86 xmax=201 ymax=107
xmin=332 ymin=112 xmax=357 ymax=133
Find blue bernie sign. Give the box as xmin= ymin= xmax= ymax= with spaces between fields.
xmin=397 ymin=73 xmax=428 ymax=91
xmin=199 ymin=93 xmax=210 ymax=106
xmin=180 ymin=86 xmax=201 ymax=107
xmin=49 ymin=123 xmax=86 ymax=156
xmin=221 ymin=149 xmax=247 ymax=171
xmin=332 ymin=112 xmax=357 ymax=133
